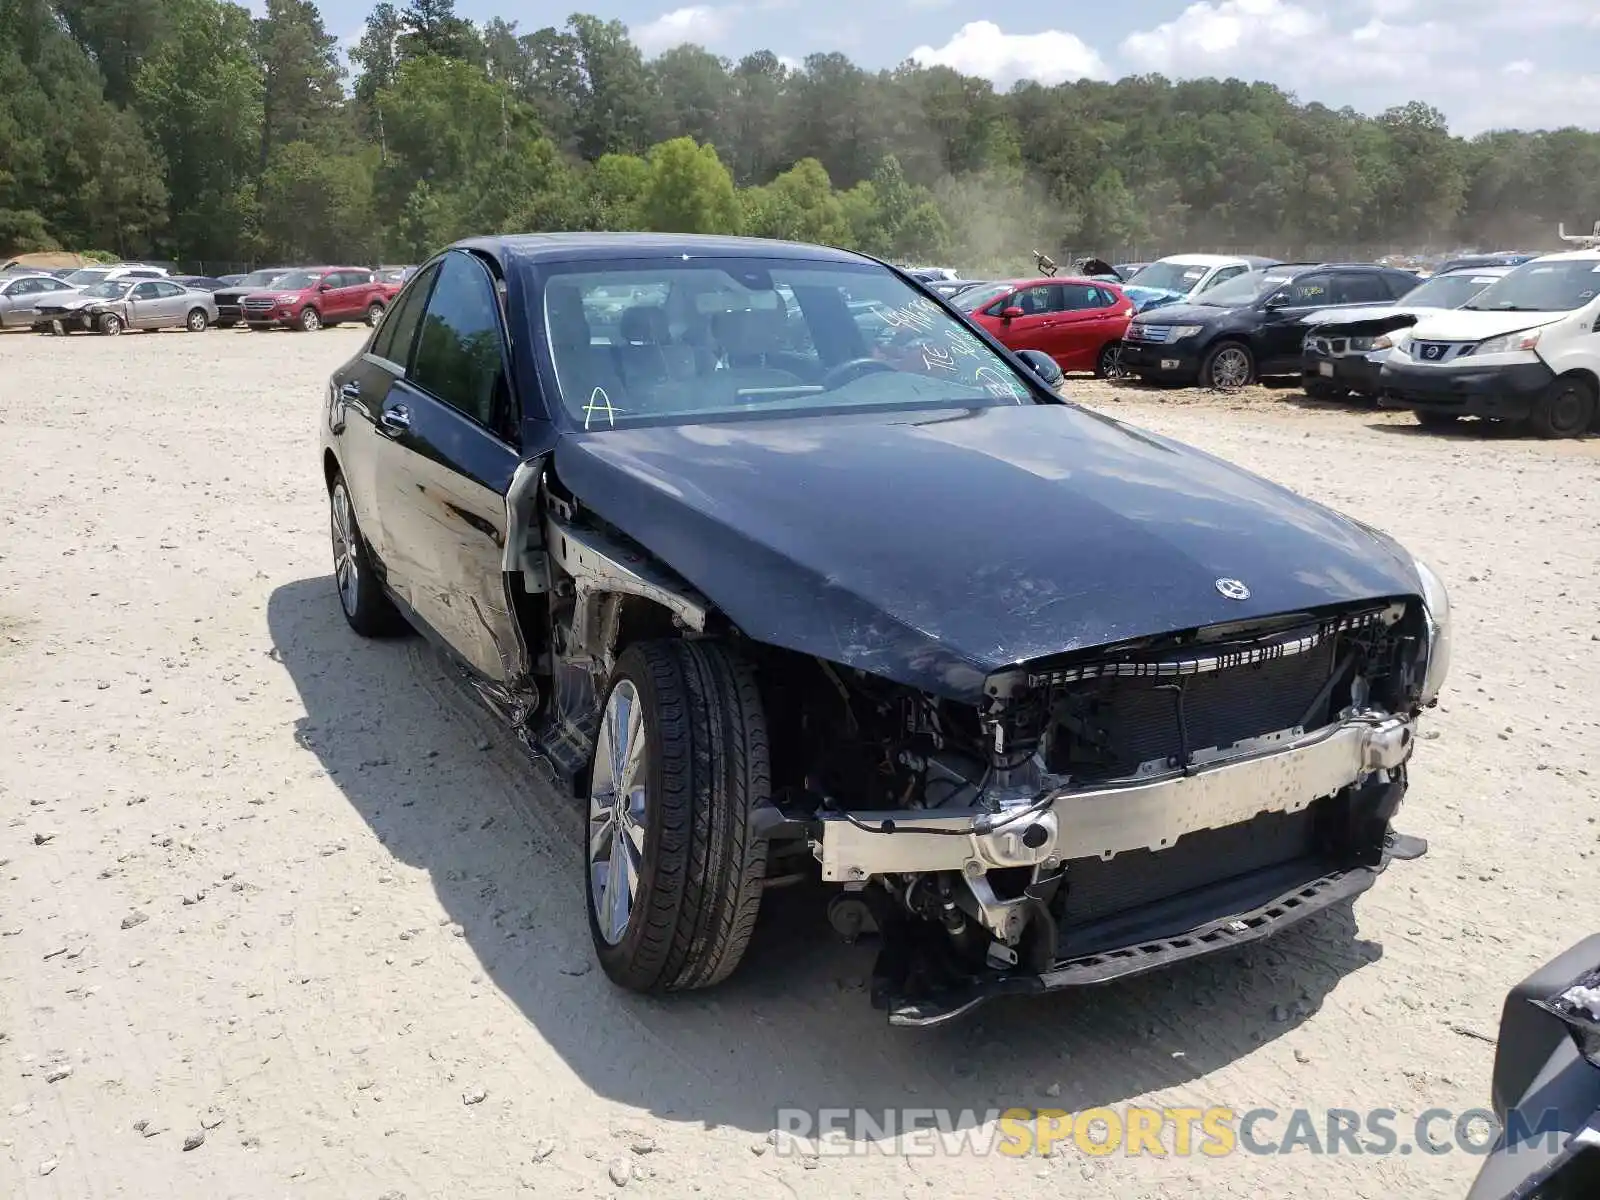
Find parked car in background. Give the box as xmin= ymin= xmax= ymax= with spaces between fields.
xmin=0 ymin=273 xmax=78 ymax=328
xmin=903 ymin=266 xmax=961 ymax=283
xmin=1432 ymin=252 xmax=1537 ymax=276
xmin=213 ymin=268 xmax=294 ymax=328
xmin=320 ymin=231 xmax=1445 ymax=1024
xmin=242 ymin=266 xmax=401 ymax=332
xmin=218 ymin=274 xmax=248 ymax=287
xmin=376 ymin=265 xmax=417 ymax=285
xmin=1122 ymin=263 xmax=1421 ymax=387
xmin=957 ymin=275 xmax=1135 ymax=376
xmin=1114 ymin=262 xmax=1150 ymax=280
xmin=1377 ymin=251 xmax=1600 ymax=438
xmin=33 ymin=278 xmax=218 ymax=335
xmin=55 ymin=264 xmax=169 ymax=291
xmin=1301 ymin=265 xmax=1512 ymax=400
xmin=924 ymin=278 xmax=989 ymax=299
xmin=171 ymin=275 xmax=228 ymax=292
xmin=1123 ymin=254 xmax=1282 ymax=307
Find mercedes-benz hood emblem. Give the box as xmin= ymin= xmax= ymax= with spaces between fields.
xmin=1215 ymin=578 xmax=1251 ymax=600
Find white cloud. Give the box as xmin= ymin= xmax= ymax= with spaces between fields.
xmin=634 ymin=6 xmax=737 ymax=55
xmin=909 ymin=21 xmax=1110 ymax=87
xmin=1121 ymin=0 xmax=1326 ymax=72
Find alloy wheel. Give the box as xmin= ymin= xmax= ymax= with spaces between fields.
xmin=1211 ymin=347 xmax=1250 ymax=389
xmin=101 ymin=314 xmax=122 ymax=336
xmin=187 ymin=309 xmax=208 ymax=332
xmin=330 ymin=483 xmax=359 ymax=616
xmin=588 ymin=680 xmax=648 ymax=945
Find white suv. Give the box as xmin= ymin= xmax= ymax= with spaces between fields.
xmin=1375 ymin=251 xmax=1600 ymax=438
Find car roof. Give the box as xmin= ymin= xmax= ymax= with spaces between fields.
xmin=454 ymin=232 xmax=871 ymax=271
xmin=1521 ymin=249 xmax=1600 ymax=263
xmin=1152 ymin=253 xmax=1278 ymax=268
xmin=1436 ymin=264 xmax=1514 ymax=277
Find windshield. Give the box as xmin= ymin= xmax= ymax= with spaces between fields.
xmin=1193 ymin=269 xmax=1293 ymax=308
xmin=540 ymin=258 xmax=1037 ymax=430
xmin=1462 ymin=260 xmax=1600 ymax=313
xmin=81 ymin=282 xmax=132 ymax=299
xmin=1402 ymin=272 xmax=1503 ymax=310
xmin=235 ymin=270 xmax=289 ymax=288
xmin=953 ymin=283 xmax=1012 ymax=312
xmin=63 ymin=269 xmax=109 ymax=286
xmin=271 ymin=271 xmax=323 ymax=290
xmin=1126 ymin=261 xmax=1211 ymax=294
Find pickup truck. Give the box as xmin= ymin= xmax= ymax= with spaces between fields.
xmin=241 ymin=267 xmax=402 ymax=332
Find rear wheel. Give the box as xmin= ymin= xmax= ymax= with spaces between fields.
xmin=98 ymin=313 xmax=123 ymax=336
xmin=365 ymin=302 xmax=386 ymax=327
xmin=586 ymin=640 xmax=769 ymax=993
xmin=1200 ymin=340 xmax=1254 ymax=389
xmin=1527 ymin=376 xmax=1596 ymax=439
xmin=329 ymin=473 xmax=402 ymax=637
xmin=185 ymin=308 xmax=209 ymax=332
xmin=297 ymin=306 xmax=322 ymax=332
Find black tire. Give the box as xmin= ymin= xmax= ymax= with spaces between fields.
xmin=297 ymin=306 xmax=322 ymax=332
xmin=1200 ymin=340 xmax=1254 ymax=389
xmin=1094 ymin=341 xmax=1124 ymax=379
xmin=1302 ymin=377 xmax=1347 ymax=400
xmin=1527 ymin=376 xmax=1596 ymax=439
xmin=587 ymin=639 xmax=769 ymax=993
xmin=1415 ymin=410 xmax=1461 ymax=430
xmin=185 ymin=308 xmax=209 ymax=332
xmin=328 ymin=472 xmax=403 ymax=637
xmin=365 ymin=302 xmax=386 ymax=327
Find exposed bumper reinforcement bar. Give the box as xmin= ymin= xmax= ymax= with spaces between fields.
xmin=819 ymin=713 xmax=1414 ymax=882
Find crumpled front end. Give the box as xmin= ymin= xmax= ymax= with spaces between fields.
xmin=805 ymin=598 xmax=1434 ymax=1025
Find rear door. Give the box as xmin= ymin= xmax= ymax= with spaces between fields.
xmin=1053 ymin=282 xmax=1125 ymax=371
xmin=331 ymin=262 xmax=439 ymax=568
xmin=151 ymin=280 xmax=189 ymax=325
xmin=366 ymin=250 xmax=525 ymax=684
xmin=334 ymin=269 xmax=375 ymax=319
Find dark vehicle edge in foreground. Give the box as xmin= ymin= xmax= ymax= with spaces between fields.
xmin=319 ymin=233 xmax=1448 ymax=1025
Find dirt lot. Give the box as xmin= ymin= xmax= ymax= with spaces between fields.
xmin=2 ymin=327 xmax=1597 ymax=1199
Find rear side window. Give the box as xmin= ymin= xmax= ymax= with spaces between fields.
xmin=371 ymin=264 xmax=437 ymax=366
xmin=344 ymin=270 xmax=374 ymax=286
xmin=1385 ymin=271 xmax=1420 ymax=300
xmin=1062 ymin=283 xmax=1116 ymax=309
xmin=1006 ymin=284 xmax=1064 ymax=314
xmin=408 ymin=253 xmax=512 ymax=437
xmin=1333 ymin=273 xmax=1393 ymax=305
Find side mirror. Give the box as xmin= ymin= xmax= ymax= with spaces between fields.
xmin=1001 ymin=306 xmax=1025 ymax=321
xmin=1015 ymin=349 xmax=1063 ymax=388
xmin=1264 ymin=292 xmax=1289 ymax=309
xmin=317 ymin=282 xmax=331 ymax=292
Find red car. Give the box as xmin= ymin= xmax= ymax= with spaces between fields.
xmin=956 ymin=276 xmax=1134 ymax=376
xmin=240 ymin=266 xmax=402 ymax=332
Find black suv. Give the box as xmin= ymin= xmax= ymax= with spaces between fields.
xmin=319 ymin=233 xmax=1446 ymax=1024
xmin=1122 ymin=263 xmax=1421 ymax=388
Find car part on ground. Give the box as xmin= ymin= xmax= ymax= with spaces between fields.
xmin=1375 ymin=251 xmax=1600 ymax=439
xmin=1465 ymin=934 xmax=1600 ymax=1200
xmin=320 ymin=232 xmax=1446 ymax=1025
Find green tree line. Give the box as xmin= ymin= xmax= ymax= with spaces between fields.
xmin=4 ymin=0 xmax=1599 ymax=270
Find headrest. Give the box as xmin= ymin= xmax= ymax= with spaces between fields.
xmin=620 ymin=305 xmax=670 ymax=345
xmin=545 ymin=286 xmax=591 ymax=348
xmin=711 ymin=305 xmax=786 ymax=356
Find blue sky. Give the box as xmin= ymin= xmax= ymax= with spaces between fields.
xmin=287 ymin=0 xmax=1600 ymax=136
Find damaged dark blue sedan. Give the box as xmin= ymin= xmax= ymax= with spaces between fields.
xmin=320 ymin=233 xmax=1451 ymax=1025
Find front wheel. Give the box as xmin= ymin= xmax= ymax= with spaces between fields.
xmin=185 ymin=308 xmax=209 ymax=332
xmin=1527 ymin=376 xmax=1596 ymax=439
xmin=297 ymin=307 xmax=322 ymax=332
xmin=1200 ymin=340 xmax=1254 ymax=389
xmin=586 ymin=640 xmax=769 ymax=993
xmin=365 ymin=302 xmax=386 ymax=327
xmin=98 ymin=313 xmax=123 ymax=336
xmin=1095 ymin=341 xmax=1125 ymax=379
xmin=329 ymin=474 xmax=402 ymax=637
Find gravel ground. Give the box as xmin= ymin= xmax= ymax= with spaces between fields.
xmin=1 ymin=328 xmax=1597 ymax=1199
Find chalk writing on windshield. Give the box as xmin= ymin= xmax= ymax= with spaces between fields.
xmin=920 ymin=342 xmax=958 ymax=373
xmin=974 ymin=366 xmax=1026 ymax=402
xmin=583 ymin=386 xmax=617 ymax=429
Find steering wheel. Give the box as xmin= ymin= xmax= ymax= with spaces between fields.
xmin=822 ymin=357 xmax=896 ymax=390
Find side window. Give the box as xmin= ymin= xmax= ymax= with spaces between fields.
xmin=371 ymin=264 xmax=436 ymax=366
xmin=1284 ymin=274 xmax=1330 ymax=306
xmin=1010 ymin=284 xmax=1064 ymax=314
xmin=1332 ymin=272 xmax=1392 ymax=305
xmin=131 ymin=282 xmax=160 ymax=299
xmin=410 ymin=253 xmax=512 ymax=436
xmin=6 ymin=278 xmax=37 ymax=295
xmin=320 ymin=272 xmax=343 ymax=288
xmin=1386 ymin=272 xmax=1420 ymax=300
xmin=1202 ymin=265 xmax=1247 ymax=292
xmin=43 ymin=278 xmax=69 ymax=291
xmin=156 ymin=281 xmax=185 ymax=298
xmin=345 ymin=270 xmax=373 ymax=286
xmin=1059 ymin=283 xmax=1096 ymax=310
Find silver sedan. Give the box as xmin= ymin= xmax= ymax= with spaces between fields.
xmin=0 ymin=273 xmax=78 ymax=328
xmin=34 ymin=279 xmax=220 ymax=334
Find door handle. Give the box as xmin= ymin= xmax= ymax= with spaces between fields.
xmin=378 ymin=404 xmax=411 ymax=434
xmin=339 ymin=381 xmax=360 ymax=401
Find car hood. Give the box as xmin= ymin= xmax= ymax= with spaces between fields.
xmin=1406 ymin=308 xmax=1570 ymax=340
xmin=1130 ymin=302 xmax=1237 ymax=326
xmin=553 ymin=404 xmax=1422 ymax=702
xmin=37 ymin=293 xmax=102 ymax=310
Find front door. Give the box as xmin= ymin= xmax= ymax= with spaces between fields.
xmin=366 ymin=250 xmax=526 ymax=686
xmin=1053 ymin=282 xmax=1124 ymax=371
xmin=993 ymin=283 xmax=1067 ymax=361
xmin=125 ymin=281 xmax=165 ymax=327
xmin=1257 ymin=272 xmax=1334 ymax=371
